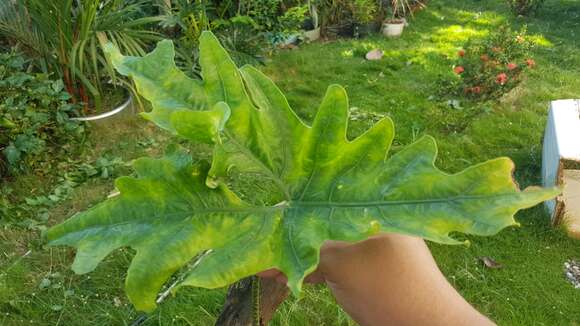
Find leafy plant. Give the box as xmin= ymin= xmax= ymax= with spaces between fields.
xmin=211 ymin=16 xmax=267 ymax=67
xmin=46 ymin=32 xmax=558 ymax=313
xmin=384 ymin=0 xmax=425 ymax=19
xmin=506 ymin=0 xmax=545 ymax=16
xmin=0 ymin=50 xmax=85 ymax=177
xmin=0 ymin=0 xmax=161 ymax=110
xmin=278 ymin=5 xmax=309 ymax=34
xmin=451 ymin=25 xmax=536 ymax=100
xmin=317 ymin=0 xmax=355 ymax=28
xmin=160 ymin=0 xmax=266 ymax=78
xmin=1 ymin=155 xmax=124 ymax=226
xmin=352 ymin=0 xmax=378 ymax=24
xmin=318 ymin=0 xmax=380 ymax=36
xmin=160 ymin=0 xmax=214 ymax=44
xmin=242 ymin=0 xmax=282 ymax=31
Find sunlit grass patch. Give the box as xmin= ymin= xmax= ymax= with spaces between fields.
xmin=430 ymin=25 xmax=488 ymax=45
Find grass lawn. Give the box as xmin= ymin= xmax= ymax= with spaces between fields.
xmin=2 ymin=0 xmax=580 ymax=325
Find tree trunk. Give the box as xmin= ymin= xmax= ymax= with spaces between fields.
xmin=63 ymin=68 xmax=78 ymax=104
xmin=79 ymin=84 xmax=90 ymax=113
xmin=215 ymin=277 xmax=289 ymax=326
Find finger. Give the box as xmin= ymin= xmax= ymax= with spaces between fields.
xmin=275 ymin=273 xmax=288 ymax=285
xmin=304 ymin=269 xmax=326 ymax=284
xmin=320 ymin=240 xmax=351 ymax=252
xmin=257 ymin=268 xmax=282 ymax=278
xmin=257 ymin=269 xmax=288 ymax=286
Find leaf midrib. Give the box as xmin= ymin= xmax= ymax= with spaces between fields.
xmin=290 ymin=192 xmax=524 ymax=208
xmin=70 ymin=192 xmax=528 ymax=224
xmin=174 ymin=192 xmax=525 ymax=214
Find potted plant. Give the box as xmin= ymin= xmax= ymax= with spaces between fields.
xmin=352 ymin=0 xmax=378 ymax=38
xmin=382 ymin=0 xmax=423 ymax=37
xmin=303 ymin=1 xmax=321 ymax=41
xmin=0 ymin=0 xmax=159 ymax=115
xmin=382 ymin=17 xmax=405 ymax=37
xmin=319 ymin=0 xmax=355 ymax=38
xmin=275 ymin=4 xmax=309 ymax=45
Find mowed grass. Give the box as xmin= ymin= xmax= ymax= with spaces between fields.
xmin=2 ymin=0 xmax=580 ymax=325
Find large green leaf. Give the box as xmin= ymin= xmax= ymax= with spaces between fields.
xmin=47 ymin=32 xmax=559 ymax=313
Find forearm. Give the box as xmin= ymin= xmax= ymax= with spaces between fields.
xmin=319 ymin=234 xmax=494 ymax=326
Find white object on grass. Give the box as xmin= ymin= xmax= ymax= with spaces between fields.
xmin=542 ymin=99 xmax=580 ymax=238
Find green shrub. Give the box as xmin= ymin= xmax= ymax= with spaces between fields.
xmin=212 ymin=16 xmax=268 ymax=66
xmin=244 ymin=0 xmax=283 ymax=31
xmin=278 ymin=5 xmax=309 ymax=34
xmin=160 ymin=1 xmax=270 ymax=77
xmin=0 ymin=50 xmax=85 ymax=177
xmin=352 ymin=0 xmax=378 ymax=24
xmin=0 ymin=0 xmax=160 ymax=111
xmin=451 ymin=25 xmax=536 ymax=100
xmin=318 ymin=0 xmax=355 ymax=27
xmin=506 ymin=0 xmax=545 ymax=15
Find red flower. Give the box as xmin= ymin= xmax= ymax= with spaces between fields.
xmin=454 ymin=66 xmax=465 ymax=74
xmin=480 ymin=54 xmax=489 ymax=62
xmin=496 ymin=73 xmax=508 ymax=85
xmin=526 ymin=59 xmax=536 ymax=68
xmin=507 ymin=63 xmax=518 ymax=70
xmin=458 ymin=49 xmax=465 ymax=57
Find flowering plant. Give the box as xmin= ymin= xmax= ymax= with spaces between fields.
xmin=506 ymin=0 xmax=545 ymax=16
xmin=452 ymin=25 xmax=535 ymax=100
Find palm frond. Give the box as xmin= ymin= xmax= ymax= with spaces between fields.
xmin=0 ymin=0 xmax=161 ymax=110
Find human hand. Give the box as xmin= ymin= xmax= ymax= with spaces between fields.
xmin=258 ymin=233 xmax=494 ymax=326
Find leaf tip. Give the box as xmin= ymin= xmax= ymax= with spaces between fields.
xmin=103 ymin=42 xmax=123 ymax=69
xmin=103 ymin=42 xmax=117 ymax=56
xmin=205 ymin=176 xmax=219 ymax=189
xmin=420 ymin=134 xmax=438 ymax=148
xmin=139 ymin=111 xmax=151 ymax=120
xmin=326 ymin=84 xmax=347 ymax=98
xmin=213 ymin=101 xmax=232 ymax=130
xmin=199 ymin=30 xmax=220 ymax=47
xmin=71 ymin=262 xmax=94 ymax=275
xmin=40 ymin=228 xmax=49 ymax=242
xmin=287 ymin=280 xmax=303 ymax=297
xmin=369 ymin=220 xmax=381 ymax=235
